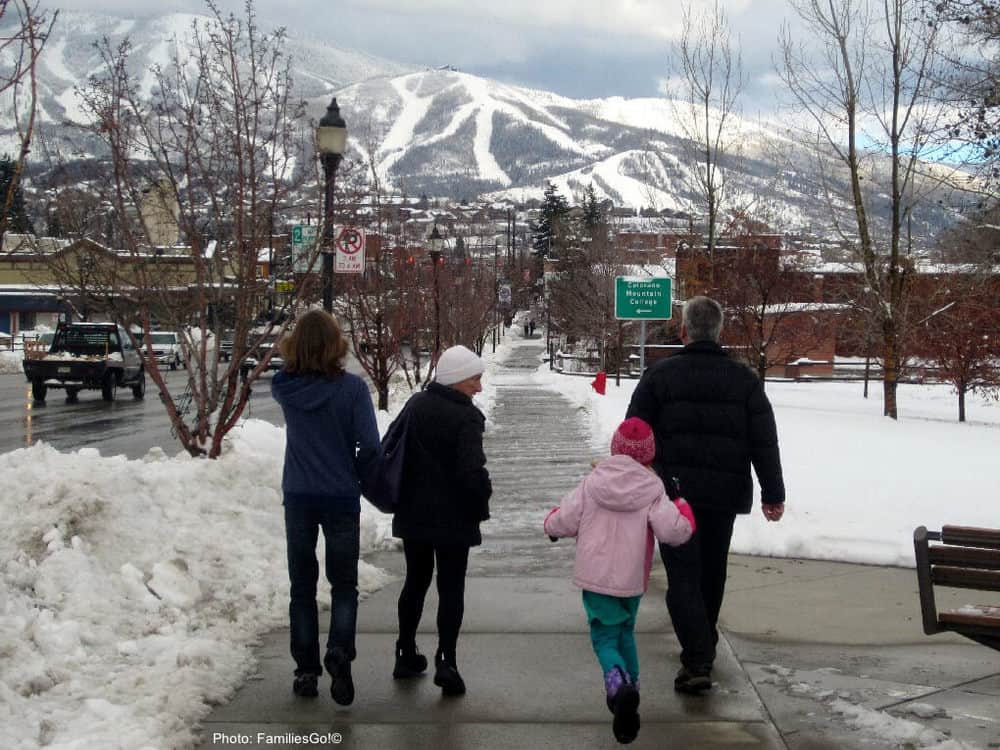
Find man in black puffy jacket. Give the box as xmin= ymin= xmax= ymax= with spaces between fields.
xmin=626 ymin=296 xmax=785 ymax=694
xmin=391 ymin=345 xmax=492 ymax=696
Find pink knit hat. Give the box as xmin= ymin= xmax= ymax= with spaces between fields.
xmin=610 ymin=417 xmax=656 ymax=466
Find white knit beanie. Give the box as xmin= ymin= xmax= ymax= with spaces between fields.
xmin=435 ymin=345 xmax=484 ymax=385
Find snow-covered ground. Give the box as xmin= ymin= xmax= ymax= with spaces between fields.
xmin=535 ymin=366 xmax=1000 ymax=567
xmin=1 ymin=324 xmax=997 ymax=747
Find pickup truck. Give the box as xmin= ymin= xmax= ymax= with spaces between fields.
xmin=240 ymin=332 xmax=284 ymax=381
xmin=147 ymin=331 xmax=185 ymax=370
xmin=23 ymin=321 xmax=146 ymax=403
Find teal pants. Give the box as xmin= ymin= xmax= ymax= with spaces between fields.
xmin=583 ymin=590 xmax=641 ymax=680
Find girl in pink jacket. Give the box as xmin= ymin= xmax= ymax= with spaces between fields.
xmin=544 ymin=417 xmax=695 ymax=744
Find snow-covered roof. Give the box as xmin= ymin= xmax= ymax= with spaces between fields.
xmin=620 ymin=262 xmax=674 ymax=278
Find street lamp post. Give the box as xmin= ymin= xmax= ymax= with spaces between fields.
xmin=427 ymin=222 xmax=444 ymax=363
xmin=492 ymin=241 xmax=498 ymax=353
xmin=316 ymin=98 xmax=347 ymax=314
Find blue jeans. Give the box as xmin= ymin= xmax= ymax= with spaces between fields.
xmin=284 ymin=505 xmax=359 ymax=676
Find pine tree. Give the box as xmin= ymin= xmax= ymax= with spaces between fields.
xmin=582 ymin=184 xmax=604 ymax=235
xmin=1 ymin=154 xmax=35 ymax=234
xmin=531 ymin=182 xmax=569 ymax=259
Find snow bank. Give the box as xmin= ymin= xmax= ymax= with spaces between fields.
xmin=0 ymin=420 xmax=394 ymax=749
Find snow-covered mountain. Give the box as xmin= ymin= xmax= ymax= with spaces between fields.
xmin=3 ymin=10 xmax=966 ymax=237
xmin=0 ymin=10 xmax=414 ymax=155
xmin=330 ymin=69 xmax=964 ymax=236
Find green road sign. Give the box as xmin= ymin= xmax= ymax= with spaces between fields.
xmin=292 ymin=224 xmax=317 ymax=246
xmin=615 ymin=277 xmax=672 ymax=320
xmin=291 ymin=225 xmax=318 ymax=273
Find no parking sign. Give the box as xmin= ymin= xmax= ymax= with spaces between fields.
xmin=334 ymin=226 xmax=365 ymax=273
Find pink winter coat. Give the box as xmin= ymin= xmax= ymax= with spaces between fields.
xmin=543 ymin=454 xmax=694 ymax=597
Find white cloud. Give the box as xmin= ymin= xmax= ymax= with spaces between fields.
xmin=340 ymin=0 xmax=685 ymax=41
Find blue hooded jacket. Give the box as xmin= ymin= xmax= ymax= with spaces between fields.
xmin=271 ymin=369 xmax=380 ymax=511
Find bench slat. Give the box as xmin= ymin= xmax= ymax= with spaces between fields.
xmin=941 ymin=525 xmax=1000 ymax=550
xmin=928 ymin=545 xmax=1000 ymax=570
xmin=931 ymin=565 xmax=1000 ymax=591
xmin=939 ymin=606 xmax=1000 ymax=628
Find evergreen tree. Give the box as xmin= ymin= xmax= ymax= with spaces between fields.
xmin=531 ymin=182 xmax=569 ymax=259
xmin=1 ymin=154 xmax=35 ymax=234
xmin=582 ymin=184 xmax=604 ymax=235
xmin=46 ymin=210 xmax=64 ymax=238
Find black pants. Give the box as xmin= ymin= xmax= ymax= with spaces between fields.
xmin=659 ymin=508 xmax=736 ymax=672
xmin=397 ymin=540 xmax=470 ymax=663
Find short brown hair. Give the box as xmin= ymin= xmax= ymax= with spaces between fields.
xmin=281 ymin=310 xmax=347 ymax=377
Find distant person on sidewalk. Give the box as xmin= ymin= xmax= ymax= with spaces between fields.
xmin=271 ymin=310 xmax=380 ymax=706
xmin=544 ymin=417 xmax=696 ymax=744
xmin=626 ymin=295 xmax=785 ymax=695
xmin=392 ymin=345 xmax=493 ymax=696
xmin=529 ymin=318 xmax=536 ymax=336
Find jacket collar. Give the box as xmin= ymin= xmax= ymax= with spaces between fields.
xmin=683 ymin=340 xmax=728 ymax=356
xmin=427 ymin=380 xmax=473 ymax=405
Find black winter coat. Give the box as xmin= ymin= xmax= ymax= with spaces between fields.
xmin=391 ymin=382 xmax=492 ymax=546
xmin=626 ymin=341 xmax=785 ymax=515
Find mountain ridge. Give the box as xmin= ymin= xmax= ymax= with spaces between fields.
xmin=2 ymin=9 xmax=968 ymax=239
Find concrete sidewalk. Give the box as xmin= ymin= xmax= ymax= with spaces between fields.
xmin=196 ymin=558 xmax=1000 ymax=749
xmin=197 ymin=336 xmax=1000 ymax=748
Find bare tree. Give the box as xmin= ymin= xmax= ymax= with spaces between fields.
xmin=1 ymin=0 xmax=56 ymax=236
xmin=708 ymin=227 xmax=831 ymax=383
xmin=60 ymin=0 xmax=316 ymax=458
xmin=932 ymin=0 xmax=1000 ymax=195
xmin=922 ymin=276 xmax=1000 ymax=421
xmin=664 ymin=0 xmax=745 ymax=258
xmin=547 ymin=208 xmax=625 ymax=370
xmin=780 ymin=0 xmax=945 ymax=418
xmin=337 ymin=123 xmax=405 ymax=411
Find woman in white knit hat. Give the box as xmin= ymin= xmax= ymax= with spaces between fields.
xmin=390 ymin=345 xmax=493 ymax=696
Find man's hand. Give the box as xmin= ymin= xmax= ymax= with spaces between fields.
xmin=762 ymin=502 xmax=784 ymax=522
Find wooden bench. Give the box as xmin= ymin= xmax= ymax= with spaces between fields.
xmin=913 ymin=525 xmax=1000 ymax=652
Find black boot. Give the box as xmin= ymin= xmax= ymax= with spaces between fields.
xmin=610 ymin=669 xmax=640 ymax=744
xmin=393 ymin=642 xmax=428 ymax=679
xmin=433 ymin=651 xmax=466 ymax=696
xmin=292 ymin=672 xmax=318 ymax=698
xmin=324 ymin=648 xmax=355 ymax=706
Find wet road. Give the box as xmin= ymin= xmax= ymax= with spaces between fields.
xmin=0 ymin=368 xmax=285 ymax=459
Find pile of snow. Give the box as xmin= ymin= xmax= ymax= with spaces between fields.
xmin=0 ymin=421 xmax=396 ymax=748
xmin=0 ymin=350 xmax=22 ymax=374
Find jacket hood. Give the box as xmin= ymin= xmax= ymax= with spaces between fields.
xmin=271 ymin=370 xmax=340 ymax=411
xmin=584 ymin=454 xmax=665 ymax=512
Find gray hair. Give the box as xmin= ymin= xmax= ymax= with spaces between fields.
xmin=683 ymin=296 xmax=723 ymax=343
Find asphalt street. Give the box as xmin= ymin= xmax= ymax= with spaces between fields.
xmin=0 ymin=366 xmax=285 ymax=458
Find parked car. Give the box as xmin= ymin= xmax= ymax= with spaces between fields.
xmin=22 ymin=321 xmax=145 ymax=403
xmin=240 ymin=333 xmax=284 ymax=381
xmin=219 ymin=330 xmax=234 ymax=362
xmin=147 ymin=331 xmax=185 ymax=370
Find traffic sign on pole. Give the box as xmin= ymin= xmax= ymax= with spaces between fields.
xmin=334 ymin=226 xmax=365 ymax=273
xmin=615 ymin=276 xmax=672 ymax=373
xmin=614 ymin=277 xmax=672 ymax=320
xmin=291 ymin=224 xmax=318 ymax=273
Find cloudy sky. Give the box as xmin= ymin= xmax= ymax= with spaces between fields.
xmin=50 ymin=0 xmax=802 ymax=104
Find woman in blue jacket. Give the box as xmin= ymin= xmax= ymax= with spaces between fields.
xmin=271 ymin=310 xmax=379 ymax=706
